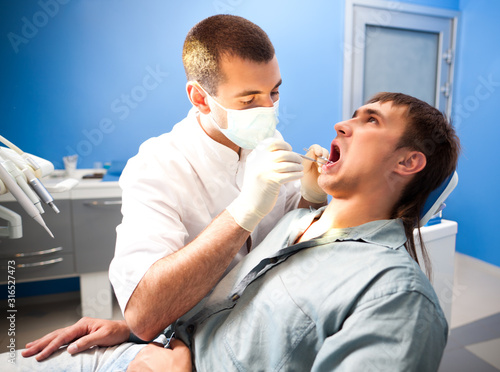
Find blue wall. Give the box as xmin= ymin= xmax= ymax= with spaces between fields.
xmin=2 ymin=0 xmax=500 ymax=268
xmin=0 ymin=0 xmax=343 ymax=170
xmin=446 ymin=0 xmax=500 ymax=267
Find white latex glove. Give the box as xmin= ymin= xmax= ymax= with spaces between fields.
xmin=227 ymin=138 xmax=304 ymax=232
xmin=300 ymin=144 xmax=329 ymax=204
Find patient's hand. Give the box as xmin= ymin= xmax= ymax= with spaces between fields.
xmin=127 ymin=339 xmax=192 ymax=372
xmin=21 ymin=317 xmax=130 ymax=361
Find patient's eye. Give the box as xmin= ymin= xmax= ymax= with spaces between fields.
xmin=368 ymin=116 xmax=378 ymax=124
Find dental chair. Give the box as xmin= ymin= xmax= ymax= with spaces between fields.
xmin=416 ymin=170 xmax=459 ymax=323
xmin=420 ymin=171 xmax=459 ymax=227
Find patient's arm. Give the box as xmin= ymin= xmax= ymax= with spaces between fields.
xmin=21 ymin=317 xmax=130 ymax=361
xmin=127 ymin=339 xmax=192 ymax=372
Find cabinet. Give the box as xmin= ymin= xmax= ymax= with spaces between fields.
xmin=72 ymin=198 xmax=122 ymax=273
xmin=0 ymin=175 xmax=122 ymax=318
xmin=0 ymin=200 xmax=75 ymax=281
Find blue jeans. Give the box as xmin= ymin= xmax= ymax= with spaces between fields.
xmin=1 ymin=342 xmax=146 ymax=371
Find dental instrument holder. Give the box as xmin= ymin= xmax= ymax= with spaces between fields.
xmin=0 ymin=204 xmax=22 ymax=239
xmin=0 ymin=139 xmax=61 ymax=238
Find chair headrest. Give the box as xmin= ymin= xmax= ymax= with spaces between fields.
xmin=419 ymin=171 xmax=458 ymax=227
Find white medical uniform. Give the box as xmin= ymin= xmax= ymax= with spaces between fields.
xmin=109 ymin=108 xmax=301 ymax=312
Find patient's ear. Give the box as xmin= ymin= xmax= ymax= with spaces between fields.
xmin=395 ymin=151 xmax=426 ymax=176
xmin=186 ymin=82 xmax=210 ymax=114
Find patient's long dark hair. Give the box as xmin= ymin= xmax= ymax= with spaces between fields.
xmin=367 ymin=93 xmax=461 ymax=279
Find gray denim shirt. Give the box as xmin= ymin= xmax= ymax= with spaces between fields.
xmin=175 ymin=208 xmax=448 ymax=371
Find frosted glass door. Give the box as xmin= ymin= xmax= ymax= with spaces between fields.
xmin=343 ymin=2 xmax=457 ymax=120
xmin=363 ymin=26 xmax=439 ymax=106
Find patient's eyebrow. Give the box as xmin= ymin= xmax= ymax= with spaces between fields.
xmin=365 ymin=108 xmax=385 ymax=120
xmin=353 ymin=107 xmax=385 ymax=121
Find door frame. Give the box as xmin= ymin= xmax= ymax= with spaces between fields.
xmin=342 ymin=0 xmax=459 ymax=120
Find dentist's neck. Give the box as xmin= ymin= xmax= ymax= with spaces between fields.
xmin=197 ymin=112 xmax=240 ymax=154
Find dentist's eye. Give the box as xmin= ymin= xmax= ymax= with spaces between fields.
xmin=241 ymin=97 xmax=255 ymax=105
xmin=271 ymin=91 xmax=280 ymax=97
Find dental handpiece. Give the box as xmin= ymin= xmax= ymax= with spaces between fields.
xmin=0 ymin=147 xmax=60 ymax=214
xmin=23 ymin=168 xmax=60 ymax=214
xmin=0 ymin=161 xmax=54 ymax=238
xmin=3 ymin=160 xmax=44 ymax=214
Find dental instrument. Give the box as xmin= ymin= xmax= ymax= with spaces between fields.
xmin=0 ymin=141 xmax=60 ymax=213
xmin=0 ymin=177 xmax=6 ymax=194
xmin=2 ymin=159 xmax=44 ymax=214
xmin=0 ymin=134 xmax=42 ymax=173
xmin=0 ymin=135 xmax=74 ymax=239
xmin=298 ymin=153 xmax=328 ymax=165
xmin=22 ymin=167 xmax=60 ymax=213
xmin=301 ymin=148 xmax=333 ymax=165
xmin=0 ymin=160 xmax=54 ymax=238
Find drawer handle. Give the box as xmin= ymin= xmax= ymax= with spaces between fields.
xmin=16 ymin=257 xmax=63 ymax=268
xmin=14 ymin=247 xmax=63 ymax=258
xmin=83 ymin=200 xmax=122 ymax=207
xmin=0 ymin=247 xmax=63 ymax=259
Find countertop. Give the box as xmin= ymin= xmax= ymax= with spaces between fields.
xmin=0 ymin=169 xmax=121 ymax=202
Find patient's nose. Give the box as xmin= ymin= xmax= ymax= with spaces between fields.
xmin=334 ymin=121 xmax=351 ymax=136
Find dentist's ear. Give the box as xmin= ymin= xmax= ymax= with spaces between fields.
xmin=395 ymin=151 xmax=426 ymax=176
xmin=186 ymin=82 xmax=211 ymax=114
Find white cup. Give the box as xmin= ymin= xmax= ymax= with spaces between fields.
xmin=63 ymin=155 xmax=78 ymax=178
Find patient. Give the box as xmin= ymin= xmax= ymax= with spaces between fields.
xmin=9 ymin=92 xmax=460 ymax=371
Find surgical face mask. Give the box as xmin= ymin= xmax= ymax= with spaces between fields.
xmin=200 ymin=85 xmax=279 ymax=149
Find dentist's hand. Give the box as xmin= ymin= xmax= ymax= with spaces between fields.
xmin=227 ymin=138 xmax=303 ymax=232
xmin=22 ymin=317 xmax=130 ymax=361
xmin=300 ymin=145 xmax=329 ymax=204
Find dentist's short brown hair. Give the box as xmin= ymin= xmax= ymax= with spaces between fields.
xmin=182 ymin=15 xmax=275 ymax=96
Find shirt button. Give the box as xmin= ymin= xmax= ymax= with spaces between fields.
xmin=186 ymin=324 xmax=194 ymax=334
xmin=231 ymin=294 xmax=240 ymax=302
xmin=269 ymin=257 xmax=278 ymax=263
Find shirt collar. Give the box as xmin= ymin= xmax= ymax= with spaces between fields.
xmin=288 ymin=208 xmax=407 ymax=250
xmin=324 ymin=219 xmax=407 ymax=249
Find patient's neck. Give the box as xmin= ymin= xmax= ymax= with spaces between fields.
xmin=295 ymin=190 xmax=398 ymax=244
xmin=321 ymin=193 xmax=395 ymax=229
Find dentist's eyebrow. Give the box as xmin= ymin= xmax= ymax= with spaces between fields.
xmin=233 ymin=79 xmax=282 ymax=98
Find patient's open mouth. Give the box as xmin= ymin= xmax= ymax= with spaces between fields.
xmin=329 ymin=144 xmax=340 ymax=163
